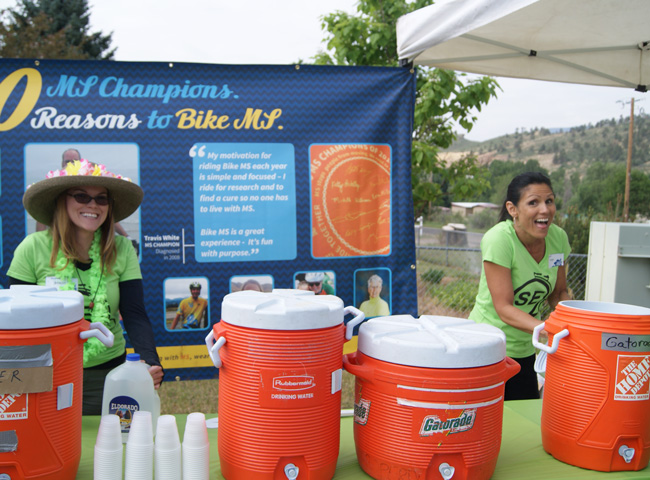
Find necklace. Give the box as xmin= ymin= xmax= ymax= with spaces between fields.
xmin=55 ymin=230 xmax=111 ymax=365
xmin=74 ymin=262 xmax=104 ymax=310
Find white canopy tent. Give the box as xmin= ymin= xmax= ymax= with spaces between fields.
xmin=396 ymin=0 xmax=650 ymax=92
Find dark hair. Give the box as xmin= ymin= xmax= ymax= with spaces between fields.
xmin=498 ymin=172 xmax=553 ymax=222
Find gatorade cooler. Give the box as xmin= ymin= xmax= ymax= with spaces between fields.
xmin=0 ymin=286 xmax=113 ymax=480
xmin=205 ymin=290 xmax=364 ymax=480
xmin=344 ymin=315 xmax=520 ymax=480
xmin=533 ymin=300 xmax=650 ymax=471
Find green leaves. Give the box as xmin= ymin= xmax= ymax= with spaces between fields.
xmin=313 ymin=1 xmax=499 ymax=214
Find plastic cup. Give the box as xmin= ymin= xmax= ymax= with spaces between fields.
xmin=155 ymin=415 xmax=182 ymax=480
xmin=94 ymin=415 xmax=123 ymax=480
xmin=182 ymin=412 xmax=209 ymax=480
xmin=96 ymin=414 xmax=123 ymax=451
xmin=182 ymin=412 xmax=208 ymax=448
xmin=125 ymin=411 xmax=154 ymax=480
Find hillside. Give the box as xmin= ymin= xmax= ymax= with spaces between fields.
xmin=442 ymin=114 xmax=650 ymax=176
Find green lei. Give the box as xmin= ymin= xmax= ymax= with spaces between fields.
xmin=56 ymin=230 xmax=110 ymax=364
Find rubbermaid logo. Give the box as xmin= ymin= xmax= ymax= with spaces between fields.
xmin=273 ymin=376 xmax=315 ymax=391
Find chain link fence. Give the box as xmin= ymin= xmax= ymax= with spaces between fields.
xmin=415 ymin=227 xmax=588 ymax=318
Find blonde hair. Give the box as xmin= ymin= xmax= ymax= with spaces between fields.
xmin=49 ymin=193 xmax=117 ymax=272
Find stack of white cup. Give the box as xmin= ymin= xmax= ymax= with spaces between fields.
xmin=125 ymin=411 xmax=154 ymax=480
xmin=94 ymin=414 xmax=123 ymax=480
xmin=154 ymin=415 xmax=182 ymax=480
xmin=182 ymin=412 xmax=210 ymax=480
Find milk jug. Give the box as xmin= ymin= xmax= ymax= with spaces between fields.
xmin=101 ymin=353 xmax=161 ymax=442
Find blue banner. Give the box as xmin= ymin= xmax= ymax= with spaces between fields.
xmin=0 ymin=59 xmax=417 ymax=379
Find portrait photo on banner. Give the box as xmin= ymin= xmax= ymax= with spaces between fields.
xmin=163 ymin=276 xmax=210 ymax=332
xmin=229 ymin=274 xmax=274 ymax=293
xmin=23 ymin=143 xmax=141 ymax=244
xmin=294 ymin=270 xmax=336 ymax=295
xmin=354 ymin=267 xmax=392 ymax=319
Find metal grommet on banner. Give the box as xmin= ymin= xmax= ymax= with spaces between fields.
xmin=295 ymin=64 xmax=300 ymax=70
xmin=168 ymin=63 xmax=174 ymax=68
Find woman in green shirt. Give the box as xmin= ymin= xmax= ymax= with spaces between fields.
xmin=469 ymin=172 xmax=571 ymax=400
xmin=8 ymin=160 xmax=163 ymax=414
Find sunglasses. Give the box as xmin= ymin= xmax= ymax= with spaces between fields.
xmin=307 ymin=282 xmax=321 ymax=287
xmin=68 ymin=193 xmax=110 ymax=206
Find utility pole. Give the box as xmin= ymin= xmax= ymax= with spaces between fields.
xmin=617 ymin=97 xmax=644 ymax=222
xmin=624 ymin=98 xmax=633 ymax=222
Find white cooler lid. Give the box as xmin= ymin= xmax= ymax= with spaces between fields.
xmin=0 ymin=286 xmax=84 ymax=330
xmin=358 ymin=314 xmax=507 ymax=368
xmin=221 ymin=290 xmax=345 ymax=330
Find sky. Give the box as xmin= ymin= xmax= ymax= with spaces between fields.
xmin=3 ymin=0 xmax=646 ymax=141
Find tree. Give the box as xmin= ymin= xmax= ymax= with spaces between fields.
xmin=314 ymin=0 xmax=498 ymax=215
xmin=0 ymin=0 xmax=114 ymax=60
xmin=572 ymin=162 xmax=650 ymax=218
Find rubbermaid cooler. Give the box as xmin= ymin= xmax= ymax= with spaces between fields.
xmin=344 ymin=314 xmax=519 ymax=480
xmin=205 ymin=290 xmax=364 ymax=480
xmin=0 ymin=285 xmax=113 ymax=480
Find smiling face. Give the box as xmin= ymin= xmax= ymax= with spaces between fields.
xmin=368 ymin=282 xmax=382 ymax=299
xmin=65 ymin=186 xmax=109 ymax=235
xmin=507 ymin=183 xmax=556 ymax=244
xmin=190 ymin=288 xmax=201 ymax=300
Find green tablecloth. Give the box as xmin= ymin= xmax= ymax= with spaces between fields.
xmin=78 ymin=399 xmax=649 ymax=479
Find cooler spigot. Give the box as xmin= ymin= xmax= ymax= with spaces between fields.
xmin=439 ymin=462 xmax=455 ymax=479
xmin=284 ymin=463 xmax=299 ymax=479
xmin=618 ymin=445 xmax=635 ymax=463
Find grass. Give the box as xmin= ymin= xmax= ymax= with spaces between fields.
xmin=159 ymin=370 xmax=357 ymax=414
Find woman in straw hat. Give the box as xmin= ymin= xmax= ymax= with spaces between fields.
xmin=7 ymin=159 xmax=163 ymax=414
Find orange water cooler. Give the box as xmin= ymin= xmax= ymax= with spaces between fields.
xmin=0 ymin=286 xmax=114 ymax=480
xmin=205 ymin=290 xmax=364 ymax=480
xmin=344 ymin=314 xmax=519 ymax=480
xmin=533 ymin=300 xmax=650 ymax=471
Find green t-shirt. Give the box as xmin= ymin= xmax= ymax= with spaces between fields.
xmin=468 ymin=221 xmax=571 ymax=358
xmin=7 ymin=231 xmax=142 ymax=367
xmin=359 ymin=296 xmax=390 ymax=318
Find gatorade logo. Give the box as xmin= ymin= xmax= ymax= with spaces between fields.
xmin=354 ymin=398 xmax=370 ymax=425
xmin=0 ymin=394 xmax=28 ymax=420
xmin=272 ymin=376 xmax=315 ymax=391
xmin=615 ymin=355 xmax=650 ymax=401
xmin=420 ymin=409 xmax=476 ymax=436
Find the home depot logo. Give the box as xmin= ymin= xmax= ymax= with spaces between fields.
xmin=0 ymin=394 xmax=28 ymax=420
xmin=420 ymin=408 xmax=476 ymax=436
xmin=272 ymin=376 xmax=315 ymax=391
xmin=615 ymin=355 xmax=650 ymax=401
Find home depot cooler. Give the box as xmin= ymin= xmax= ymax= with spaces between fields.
xmin=344 ymin=315 xmax=519 ymax=480
xmin=533 ymin=300 xmax=650 ymax=471
xmin=205 ymin=290 xmax=364 ymax=480
xmin=0 ymin=286 xmax=113 ymax=480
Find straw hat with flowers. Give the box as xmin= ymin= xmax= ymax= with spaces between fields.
xmin=23 ymin=159 xmax=143 ymax=226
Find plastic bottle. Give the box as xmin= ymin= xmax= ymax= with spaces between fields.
xmin=101 ymin=353 xmax=161 ymax=443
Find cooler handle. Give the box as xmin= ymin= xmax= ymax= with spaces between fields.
xmin=343 ymin=306 xmax=365 ymax=341
xmin=205 ymin=330 xmax=227 ymax=368
xmin=504 ymin=356 xmax=522 ymax=380
xmin=532 ymin=323 xmax=569 ymax=354
xmin=79 ymin=322 xmax=114 ymax=347
xmin=342 ymin=351 xmax=374 ymax=381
